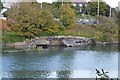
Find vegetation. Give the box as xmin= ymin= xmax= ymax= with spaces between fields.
xmin=2 ymin=30 xmax=25 ymax=42
xmin=35 ymin=15 xmax=118 ymax=42
xmin=87 ymin=1 xmax=107 ymax=16
xmin=59 ymin=4 xmax=76 ymax=28
xmin=0 ymin=0 xmax=3 ymax=10
xmin=75 ymin=0 xmax=114 ymax=17
xmin=5 ymin=2 xmax=75 ymax=39
xmin=116 ymin=11 xmax=120 ymax=42
xmin=57 ymin=16 xmax=118 ymax=42
xmin=6 ymin=2 xmax=59 ymax=38
xmin=116 ymin=11 xmax=120 ymax=26
xmin=2 ymin=20 xmax=11 ymax=31
xmin=2 ymin=1 xmax=119 ymax=43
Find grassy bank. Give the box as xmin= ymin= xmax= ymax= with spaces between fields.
xmin=2 ymin=16 xmax=118 ymax=43
xmin=2 ymin=30 xmax=26 ymax=42
xmin=57 ymin=16 xmax=118 ymax=42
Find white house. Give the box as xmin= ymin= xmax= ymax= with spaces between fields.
xmin=2 ymin=0 xmax=16 ymax=9
xmin=71 ymin=0 xmax=87 ymax=13
xmin=118 ymin=1 xmax=120 ymax=10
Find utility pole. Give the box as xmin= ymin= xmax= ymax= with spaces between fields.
xmin=109 ymin=7 xmax=111 ymax=17
xmin=62 ymin=0 xmax=63 ymax=6
xmin=85 ymin=3 xmax=87 ymax=19
xmin=97 ymin=0 xmax=99 ymax=16
xmin=41 ymin=2 xmax=42 ymax=9
xmin=109 ymin=1 xmax=111 ymax=17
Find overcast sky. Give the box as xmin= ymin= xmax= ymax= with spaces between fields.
xmin=1 ymin=0 xmax=119 ymax=8
xmin=103 ymin=0 xmax=119 ymax=8
xmin=37 ymin=0 xmax=120 ymax=8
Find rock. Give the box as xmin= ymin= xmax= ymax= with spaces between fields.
xmin=12 ymin=36 xmax=119 ymax=50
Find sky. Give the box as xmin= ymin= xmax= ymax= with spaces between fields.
xmin=103 ymin=0 xmax=120 ymax=8
xmin=36 ymin=0 xmax=120 ymax=8
xmin=1 ymin=0 xmax=120 ymax=8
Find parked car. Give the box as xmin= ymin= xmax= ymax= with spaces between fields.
xmin=82 ymin=19 xmax=89 ymax=24
xmin=93 ymin=20 xmax=97 ymax=24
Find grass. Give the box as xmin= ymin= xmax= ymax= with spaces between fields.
xmin=76 ymin=14 xmax=95 ymax=19
xmin=56 ymin=16 xmax=118 ymax=42
xmin=56 ymin=25 xmax=94 ymax=38
xmin=2 ymin=30 xmax=26 ymax=42
xmin=36 ymin=16 xmax=118 ymax=42
xmin=2 ymin=16 xmax=118 ymax=43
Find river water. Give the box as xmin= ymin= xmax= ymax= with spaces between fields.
xmin=1 ymin=44 xmax=119 ymax=78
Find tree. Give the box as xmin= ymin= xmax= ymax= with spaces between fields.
xmin=2 ymin=20 xmax=11 ymax=31
xmin=59 ymin=4 xmax=76 ymax=28
xmin=99 ymin=2 xmax=107 ymax=16
xmin=41 ymin=9 xmax=59 ymax=34
xmin=73 ymin=3 xmax=81 ymax=14
xmin=6 ymin=2 xmax=59 ymax=38
xmin=115 ymin=11 xmax=120 ymax=42
xmin=0 ymin=0 xmax=3 ymax=10
xmin=105 ymin=4 xmax=110 ymax=17
xmin=42 ymin=2 xmax=60 ymax=18
xmin=116 ymin=11 xmax=120 ymax=25
xmin=87 ymin=0 xmax=107 ymax=16
xmin=52 ymin=2 xmax=62 ymax=9
xmin=7 ymin=2 xmax=43 ymax=38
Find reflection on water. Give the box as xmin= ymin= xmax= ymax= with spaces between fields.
xmin=2 ymin=44 xmax=119 ymax=78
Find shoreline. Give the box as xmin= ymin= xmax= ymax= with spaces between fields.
xmin=2 ymin=41 xmax=119 ymax=47
xmin=2 ymin=36 xmax=119 ymax=49
xmin=2 ymin=43 xmax=119 ymax=53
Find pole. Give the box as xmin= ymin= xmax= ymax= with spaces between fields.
xmin=41 ymin=2 xmax=42 ymax=9
xmin=109 ymin=1 xmax=111 ymax=17
xmin=62 ymin=0 xmax=63 ymax=6
xmin=98 ymin=0 xmax=99 ymax=16
xmin=109 ymin=7 xmax=111 ymax=17
xmin=85 ymin=3 xmax=86 ymax=19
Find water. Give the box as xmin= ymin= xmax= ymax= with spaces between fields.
xmin=1 ymin=44 xmax=119 ymax=78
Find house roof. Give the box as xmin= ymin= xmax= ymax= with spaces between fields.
xmin=70 ymin=0 xmax=87 ymax=4
xmin=119 ymin=1 xmax=120 ymax=10
xmin=54 ymin=0 xmax=87 ymax=3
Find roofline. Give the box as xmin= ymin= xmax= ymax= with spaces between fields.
xmin=72 ymin=2 xmax=87 ymax=4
